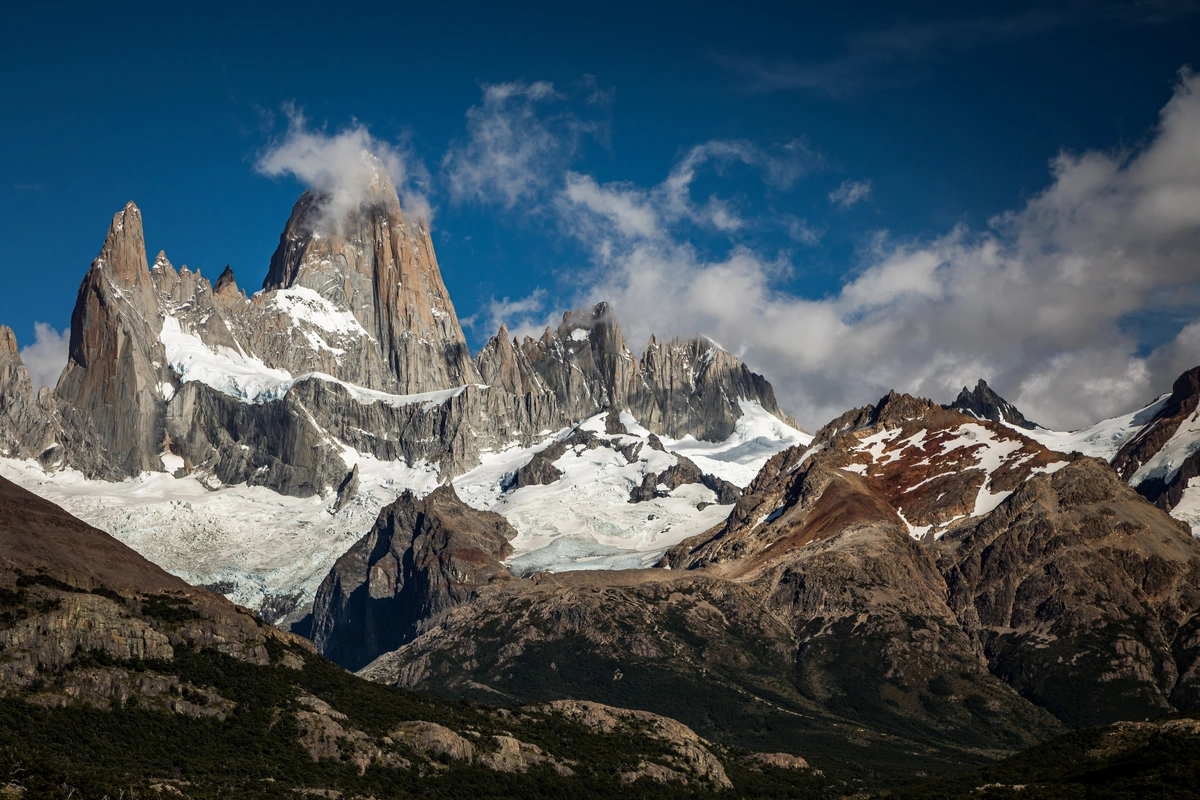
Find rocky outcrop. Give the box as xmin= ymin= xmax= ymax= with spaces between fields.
xmin=542 ymin=700 xmax=729 ymax=788
xmin=474 ymin=323 xmax=545 ymax=396
xmin=937 ymin=458 xmax=1200 ymax=726
xmin=630 ymin=333 xmax=793 ymax=441
xmin=628 ymin=451 xmax=740 ymax=505
xmin=310 ymin=485 xmax=517 ymax=670
xmin=476 ymin=303 xmax=798 ymax=443
xmin=946 ymin=378 xmax=1038 ymax=429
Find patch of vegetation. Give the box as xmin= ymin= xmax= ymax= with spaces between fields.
xmin=89 ymin=586 xmax=125 ymax=603
xmin=896 ymin=712 xmax=1200 ymax=799
xmin=140 ymin=593 xmax=201 ymax=624
xmin=0 ymin=643 xmax=872 ymax=799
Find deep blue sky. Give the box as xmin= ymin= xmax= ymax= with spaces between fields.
xmin=2 ymin=1 xmax=1197 ymax=373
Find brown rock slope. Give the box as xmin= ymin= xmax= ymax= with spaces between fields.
xmin=349 ymin=392 xmax=1200 ymax=766
xmin=0 ymin=474 xmax=306 ymax=699
xmin=0 ymin=475 xmax=772 ymax=795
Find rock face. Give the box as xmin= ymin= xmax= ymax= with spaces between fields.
xmin=1112 ymin=366 xmax=1200 ymax=513
xmin=946 ymin=378 xmax=1038 ymax=429
xmin=476 ymin=303 xmax=797 ymax=443
xmin=0 ymin=327 xmax=54 ymax=462
xmin=937 ymin=458 xmax=1200 ymax=726
xmin=53 ymin=203 xmax=172 ymax=479
xmin=262 ymin=163 xmax=480 ymax=394
xmin=310 ymin=485 xmax=517 ymax=671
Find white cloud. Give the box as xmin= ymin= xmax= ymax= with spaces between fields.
xmin=829 ymin=178 xmax=872 ymax=208
xmin=256 ymin=106 xmax=431 ymax=228
xmin=558 ymin=139 xmax=817 ymax=245
xmin=443 ymin=81 xmax=604 ymax=209
xmin=556 ymin=70 xmax=1200 ymax=431
xmin=19 ymin=322 xmax=68 ymax=392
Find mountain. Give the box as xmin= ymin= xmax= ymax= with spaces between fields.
xmin=16 ymin=194 xmax=794 ymax=497
xmin=1019 ymin=365 xmax=1200 ymax=534
xmin=335 ymin=390 xmax=1200 ymax=767
xmin=945 ymin=378 xmax=1037 ymax=429
xmin=475 ymin=301 xmax=797 ymax=441
xmin=0 ymin=195 xmax=803 ymax=623
xmin=261 ymin=167 xmax=480 ymax=393
xmin=0 ymin=475 xmax=829 ymax=798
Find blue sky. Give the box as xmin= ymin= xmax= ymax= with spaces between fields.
xmin=3 ymin=1 xmax=1200 ymax=428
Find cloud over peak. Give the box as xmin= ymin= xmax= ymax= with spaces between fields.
xmin=256 ymin=107 xmax=431 ymax=228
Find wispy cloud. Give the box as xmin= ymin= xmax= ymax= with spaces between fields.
xmin=442 ymin=81 xmax=609 ymax=209
xmin=559 ymin=138 xmax=820 ymax=244
xmin=19 ymin=322 xmax=68 ymax=392
xmin=716 ymin=10 xmax=1064 ymax=97
xmin=829 ymin=179 xmax=872 ymax=208
xmin=462 ymin=289 xmax=557 ymax=341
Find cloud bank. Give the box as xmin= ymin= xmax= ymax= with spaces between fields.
xmin=19 ymin=322 xmax=68 ymax=392
xmin=490 ymin=69 xmax=1200 ymax=431
xmin=256 ymin=107 xmax=431 ymax=227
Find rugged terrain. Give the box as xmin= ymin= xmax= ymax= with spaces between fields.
xmin=340 ymin=389 xmax=1200 ymax=768
xmin=0 ymin=473 xmax=845 ymax=798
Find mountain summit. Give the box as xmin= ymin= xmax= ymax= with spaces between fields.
xmin=263 ymin=161 xmax=478 ymax=393
xmin=946 ymin=378 xmax=1037 ymax=430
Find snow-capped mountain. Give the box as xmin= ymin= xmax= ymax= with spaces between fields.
xmin=1016 ymin=368 xmax=1200 ymax=534
xmin=0 ymin=182 xmax=804 ymax=621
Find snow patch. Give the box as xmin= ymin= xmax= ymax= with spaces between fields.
xmin=272 ymin=287 xmax=371 ymax=338
xmin=1020 ymin=394 xmax=1169 ymax=460
xmin=1131 ymin=409 xmax=1200 ymax=488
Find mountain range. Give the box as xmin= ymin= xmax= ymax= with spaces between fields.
xmin=2 ymin=171 xmax=1200 ymax=795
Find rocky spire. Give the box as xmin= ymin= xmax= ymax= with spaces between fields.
xmin=93 ymin=202 xmax=150 ymax=290
xmin=262 ymin=157 xmax=480 ymax=393
xmin=54 ymin=202 xmax=168 ymax=478
xmin=214 ymin=265 xmax=238 ymax=297
xmin=474 ymin=324 xmax=544 ymax=396
xmin=945 ymin=379 xmax=1037 ymax=430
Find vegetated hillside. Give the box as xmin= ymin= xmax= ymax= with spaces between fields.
xmin=0 ymin=474 xmax=866 ymax=798
xmin=895 ymin=710 xmax=1200 ymax=799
